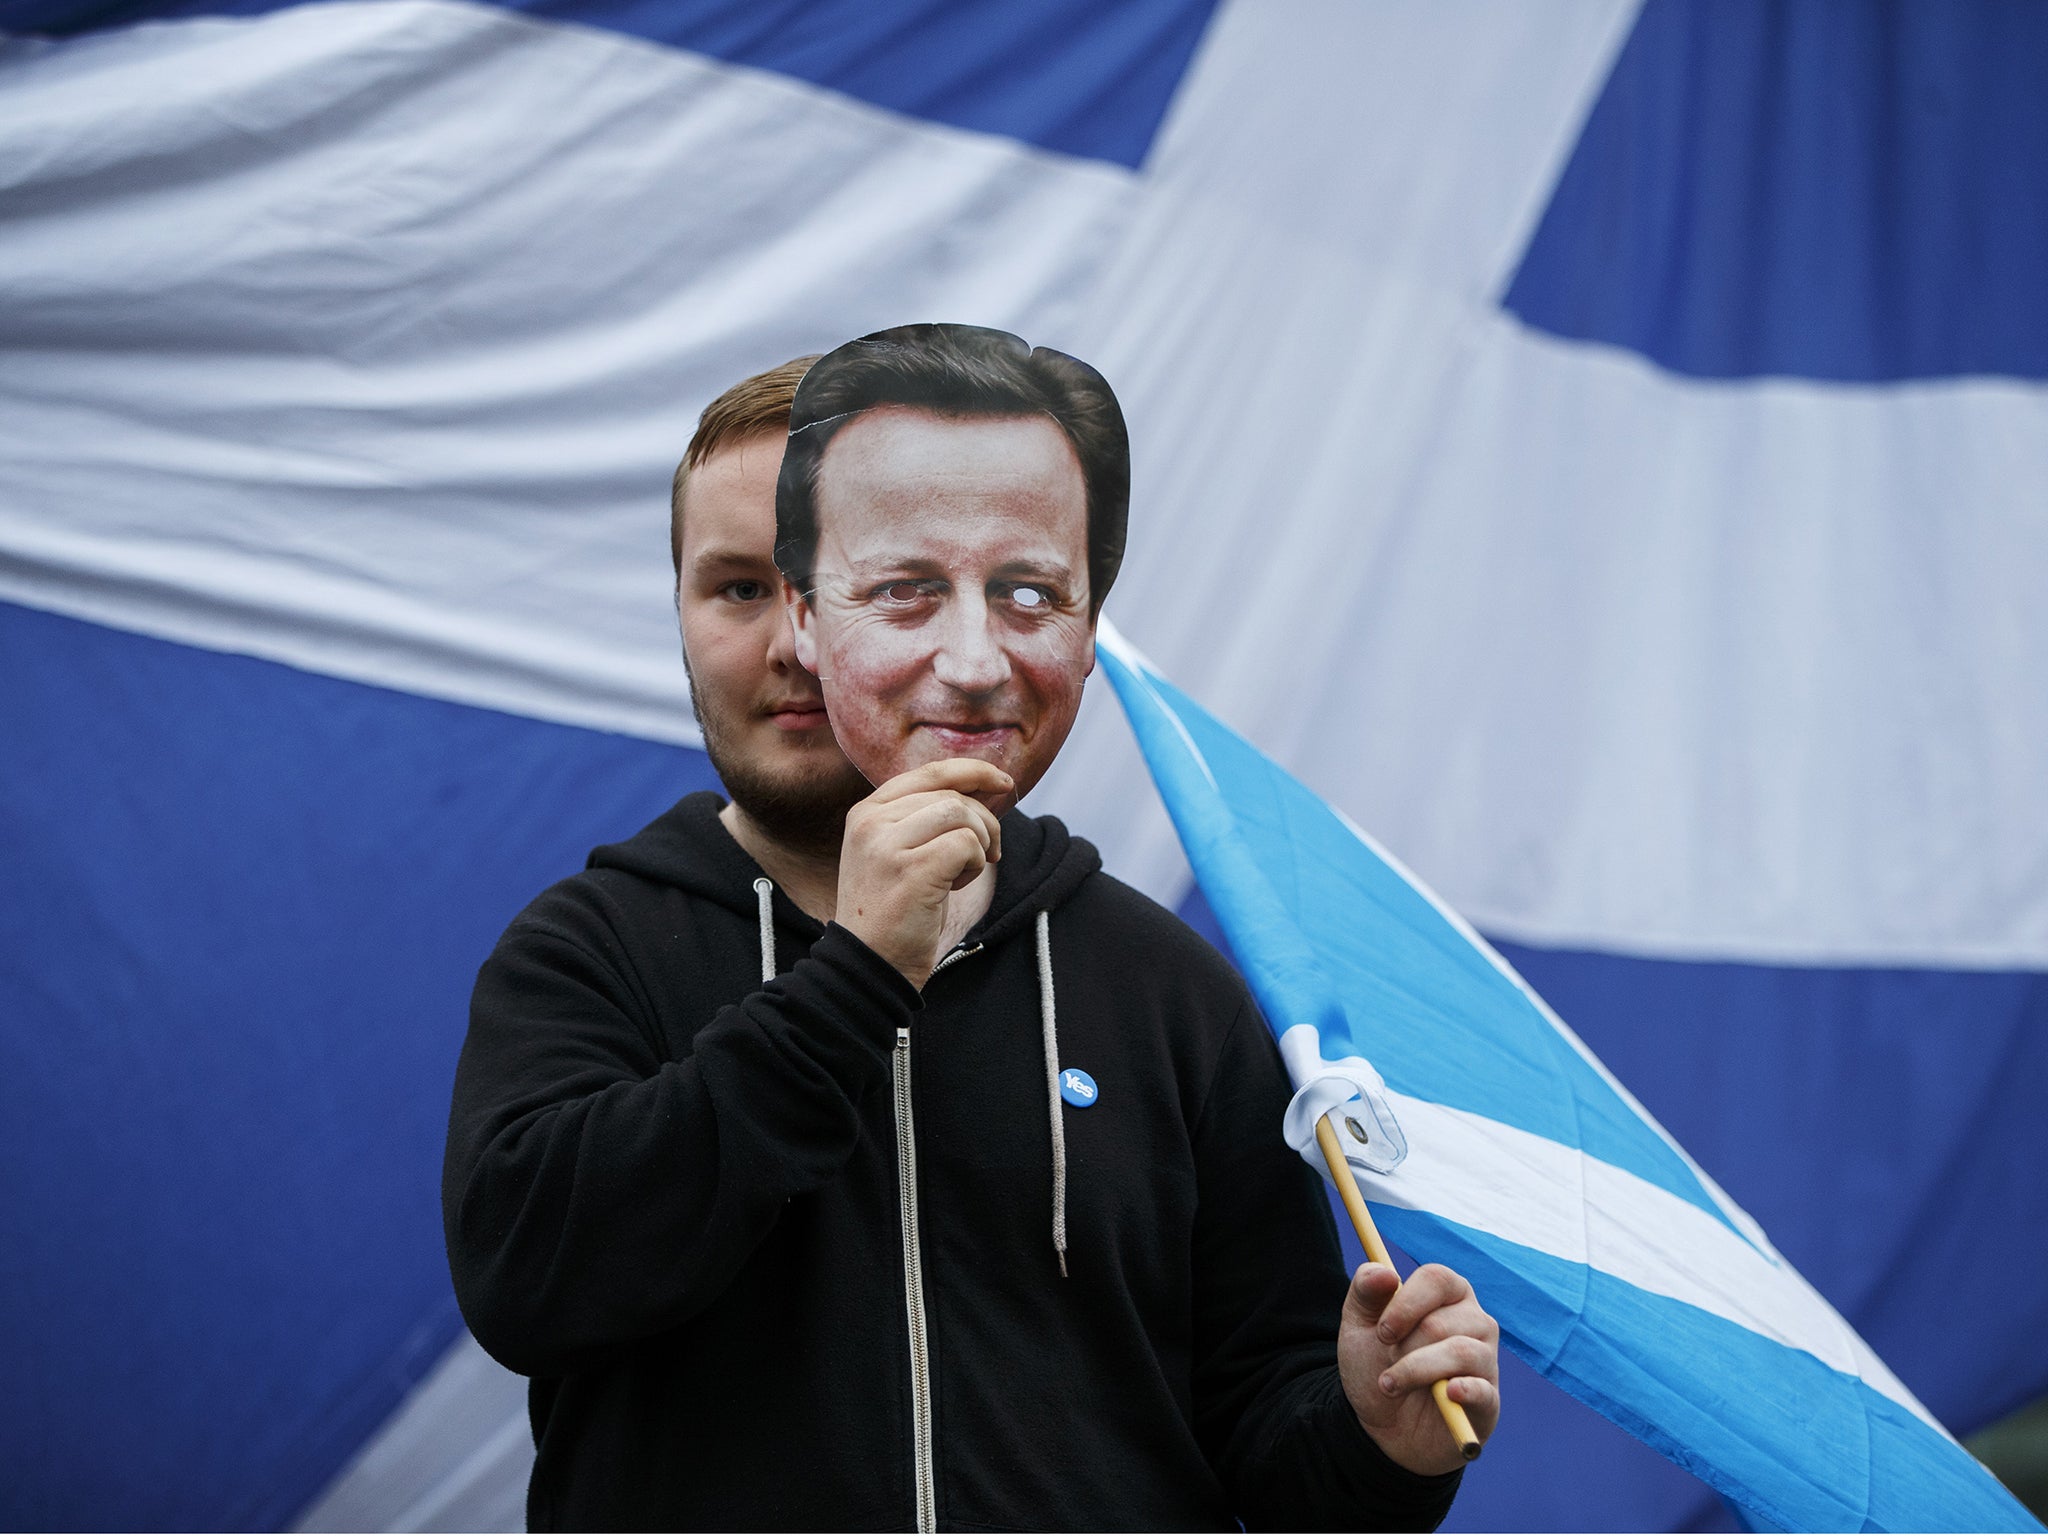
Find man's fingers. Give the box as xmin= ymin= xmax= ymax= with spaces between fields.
xmin=1342 ymin=1263 xmax=1402 ymax=1332
xmin=834 ymin=764 xmax=1010 ymax=991
xmin=892 ymin=795 xmax=993 ymax=849
xmin=1374 ymin=1335 xmax=1498 ymax=1402
xmin=1385 ymin=1295 xmax=1494 ymax=1351
xmin=1444 ymin=1375 xmax=1501 ymax=1436
xmin=929 ymin=826 xmax=991 ymax=891
xmin=1374 ymin=1262 xmax=1482 ymax=1347
xmin=867 ymin=758 xmax=1015 ymax=806
xmin=886 ymin=793 xmax=1003 ymax=865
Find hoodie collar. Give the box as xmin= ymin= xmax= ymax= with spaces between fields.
xmin=588 ymin=790 xmax=1101 ymax=943
xmin=964 ymin=804 xmax=1099 ymax=950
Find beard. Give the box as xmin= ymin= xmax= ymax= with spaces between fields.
xmin=685 ymin=653 xmax=871 ymax=860
xmin=713 ymin=742 xmax=869 ymax=858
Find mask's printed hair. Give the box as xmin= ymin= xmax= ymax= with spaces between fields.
xmin=773 ymin=325 xmax=1129 ymax=618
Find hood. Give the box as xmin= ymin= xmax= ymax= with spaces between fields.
xmin=587 ymin=791 xmax=1102 ymax=943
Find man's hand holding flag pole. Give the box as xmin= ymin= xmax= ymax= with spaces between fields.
xmin=1317 ymin=1115 xmax=1485 ymax=1462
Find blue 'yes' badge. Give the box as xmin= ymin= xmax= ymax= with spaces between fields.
xmin=1059 ymin=1068 xmax=1098 ymax=1108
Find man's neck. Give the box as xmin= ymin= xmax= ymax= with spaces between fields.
xmin=718 ymin=797 xmax=998 ymax=956
xmin=720 ymin=800 xmax=841 ymax=923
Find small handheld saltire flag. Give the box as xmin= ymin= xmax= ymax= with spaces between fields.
xmin=1095 ymin=621 xmax=2039 ymax=1534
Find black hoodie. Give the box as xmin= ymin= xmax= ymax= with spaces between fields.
xmin=444 ymin=792 xmax=1460 ymax=1532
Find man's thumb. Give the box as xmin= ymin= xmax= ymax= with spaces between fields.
xmin=1343 ymin=1262 xmax=1401 ymax=1332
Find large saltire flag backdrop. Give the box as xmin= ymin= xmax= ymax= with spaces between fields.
xmin=1 ymin=0 xmax=2043 ymax=1530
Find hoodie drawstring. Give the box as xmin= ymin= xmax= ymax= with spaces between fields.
xmin=753 ymin=873 xmax=1068 ymax=1277
xmin=1037 ymin=909 xmax=1067 ymax=1277
xmin=753 ymin=877 xmax=776 ymax=984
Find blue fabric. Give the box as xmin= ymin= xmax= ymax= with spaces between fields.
xmin=1494 ymin=939 xmax=2048 ymax=1433
xmin=1180 ymin=886 xmax=1735 ymax=1533
xmin=1185 ymin=902 xmax=2048 ymax=1535
xmin=0 ymin=601 xmax=717 ymax=1530
xmin=1373 ymin=1212 xmax=2031 ymax=1534
xmin=1104 ymin=635 xmax=2040 ymax=1531
xmin=0 ymin=0 xmax=1218 ymax=170
xmin=1106 ymin=643 xmax=1743 ymax=1238
xmin=1505 ymin=0 xmax=2048 ymax=382
xmin=1177 ymin=812 xmax=2048 ymax=1513
xmin=1487 ymin=939 xmax=2047 ymax=1532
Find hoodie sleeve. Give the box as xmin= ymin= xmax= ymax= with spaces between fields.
xmin=1188 ymin=1001 xmax=1463 ymax=1532
xmin=442 ymin=888 xmax=918 ymax=1379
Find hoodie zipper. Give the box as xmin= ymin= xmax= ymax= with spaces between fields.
xmin=893 ymin=942 xmax=979 ymax=1535
xmin=892 ymin=1028 xmax=935 ymax=1535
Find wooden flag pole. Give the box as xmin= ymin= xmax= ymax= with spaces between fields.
xmin=1315 ymin=1114 xmax=1482 ymax=1462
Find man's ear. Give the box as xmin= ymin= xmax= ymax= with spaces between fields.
xmin=784 ymin=579 xmax=822 ymax=677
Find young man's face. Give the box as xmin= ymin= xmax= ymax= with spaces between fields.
xmin=677 ymin=432 xmax=870 ymax=850
xmin=789 ymin=405 xmax=1096 ymax=816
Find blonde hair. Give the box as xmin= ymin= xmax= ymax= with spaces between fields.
xmin=670 ymin=355 xmax=820 ymax=576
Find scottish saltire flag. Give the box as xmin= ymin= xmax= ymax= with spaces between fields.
xmin=5 ymin=0 xmax=2046 ymax=1529
xmin=1099 ymin=620 xmax=2039 ymax=1534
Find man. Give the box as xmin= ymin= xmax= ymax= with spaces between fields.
xmin=444 ymin=333 xmax=1498 ymax=1532
xmin=664 ymin=354 xmax=873 ymax=882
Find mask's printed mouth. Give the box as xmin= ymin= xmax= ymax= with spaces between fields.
xmin=916 ymin=721 xmax=1019 ymax=755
